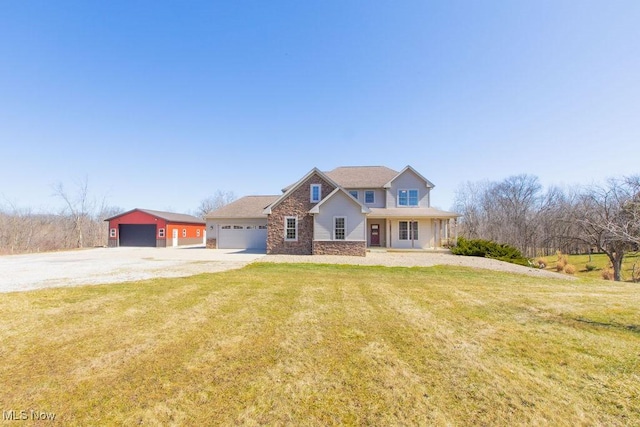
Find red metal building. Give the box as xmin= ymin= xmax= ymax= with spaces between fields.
xmin=105 ymin=209 xmax=206 ymax=248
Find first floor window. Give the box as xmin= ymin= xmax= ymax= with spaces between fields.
xmin=182 ymin=229 xmax=187 ymax=237
xmin=399 ymin=221 xmax=418 ymax=240
xmin=334 ymin=217 xmax=346 ymax=240
xmin=196 ymin=229 xmax=201 ymax=237
xmin=285 ymin=216 xmax=298 ymax=241
xmin=158 ymin=228 xmax=165 ymax=238
xmin=109 ymin=228 xmax=116 ymax=238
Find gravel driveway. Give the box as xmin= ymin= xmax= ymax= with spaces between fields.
xmin=1 ymin=247 xmax=570 ymax=293
xmin=0 ymin=246 xmax=265 ymax=293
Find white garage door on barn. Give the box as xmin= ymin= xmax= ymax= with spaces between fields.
xmin=218 ymin=223 xmax=267 ymax=249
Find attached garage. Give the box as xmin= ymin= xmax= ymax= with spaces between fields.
xmin=218 ymin=223 xmax=268 ymax=249
xmin=105 ymin=208 xmax=206 ymax=248
xmin=205 ymin=195 xmax=278 ymax=250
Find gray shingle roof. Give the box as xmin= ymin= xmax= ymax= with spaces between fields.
xmin=324 ymin=166 xmax=399 ymax=188
xmin=206 ymin=195 xmax=280 ymax=219
xmin=282 ymin=166 xmax=400 ymax=191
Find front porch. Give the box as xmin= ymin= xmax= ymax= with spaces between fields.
xmin=365 ymin=217 xmax=457 ymax=250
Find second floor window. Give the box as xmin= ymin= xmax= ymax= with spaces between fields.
xmin=398 ymin=189 xmax=419 ymax=206
xmin=364 ymin=190 xmax=375 ymax=204
xmin=310 ymin=184 xmax=321 ymax=202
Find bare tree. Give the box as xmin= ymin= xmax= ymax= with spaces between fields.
xmin=196 ymin=190 xmax=236 ymax=219
xmin=52 ymin=176 xmax=94 ymax=248
xmin=454 ymin=175 xmax=545 ymax=257
xmin=561 ymin=176 xmax=640 ymax=281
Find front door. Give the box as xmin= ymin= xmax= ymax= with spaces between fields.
xmin=172 ymin=229 xmax=178 ymax=247
xmin=370 ymin=224 xmax=380 ymax=246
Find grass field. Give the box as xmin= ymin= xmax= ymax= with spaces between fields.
xmin=542 ymin=252 xmax=640 ymax=281
xmin=1 ymin=263 xmax=638 ymax=425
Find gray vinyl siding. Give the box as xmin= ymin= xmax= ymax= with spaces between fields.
xmin=386 ymin=169 xmax=431 ymax=208
xmin=388 ymin=219 xmax=433 ymax=249
xmin=344 ymin=188 xmax=386 ymax=208
xmin=313 ymin=193 xmax=366 ymax=241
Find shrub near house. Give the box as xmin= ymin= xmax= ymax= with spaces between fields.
xmin=452 ymin=237 xmax=530 ymax=266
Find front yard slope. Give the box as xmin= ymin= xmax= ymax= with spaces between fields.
xmin=0 ymin=263 xmax=638 ymax=425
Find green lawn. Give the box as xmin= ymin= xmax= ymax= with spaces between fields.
xmin=1 ymin=263 xmax=638 ymax=425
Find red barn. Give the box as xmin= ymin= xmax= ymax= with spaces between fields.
xmin=105 ymin=209 xmax=206 ymax=248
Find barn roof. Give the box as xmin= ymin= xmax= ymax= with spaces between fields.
xmin=104 ymin=208 xmax=205 ymax=224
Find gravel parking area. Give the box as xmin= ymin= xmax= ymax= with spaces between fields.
xmin=1 ymin=247 xmax=571 ymax=293
xmin=0 ymin=246 xmax=265 ymax=293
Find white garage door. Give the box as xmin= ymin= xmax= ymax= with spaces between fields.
xmin=218 ymin=225 xmax=267 ymax=250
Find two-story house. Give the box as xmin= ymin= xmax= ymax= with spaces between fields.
xmin=205 ymin=166 xmax=459 ymax=256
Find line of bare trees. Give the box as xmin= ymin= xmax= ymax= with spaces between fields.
xmin=0 ymin=177 xmax=123 ymax=255
xmin=454 ymin=174 xmax=640 ymax=281
xmin=0 ymin=178 xmax=237 ymax=255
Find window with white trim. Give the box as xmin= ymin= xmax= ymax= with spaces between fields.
xmin=399 ymin=221 xmax=418 ymax=240
xmin=334 ymin=217 xmax=346 ymax=240
xmin=158 ymin=228 xmax=165 ymax=238
xmin=398 ymin=221 xmax=418 ymax=240
xmin=310 ymin=184 xmax=321 ymax=202
xmin=398 ymin=189 xmax=419 ymax=206
xmin=364 ymin=190 xmax=375 ymax=204
xmin=196 ymin=229 xmax=201 ymax=237
xmin=221 ymin=225 xmax=231 ymax=229
xmin=182 ymin=229 xmax=187 ymax=237
xmin=349 ymin=190 xmax=358 ymax=199
xmin=285 ymin=216 xmax=298 ymax=241
xmin=109 ymin=228 xmax=116 ymax=238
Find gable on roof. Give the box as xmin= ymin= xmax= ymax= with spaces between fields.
xmin=384 ymin=165 xmax=435 ymax=188
xmin=309 ymin=187 xmax=371 ymax=214
xmin=264 ymin=168 xmax=340 ymax=214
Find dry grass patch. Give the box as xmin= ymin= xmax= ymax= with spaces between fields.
xmin=0 ymin=263 xmax=638 ymax=425
xmin=543 ymin=252 xmax=639 ymax=281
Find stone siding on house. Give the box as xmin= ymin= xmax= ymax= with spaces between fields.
xmin=313 ymin=241 xmax=366 ymax=256
xmin=266 ymin=173 xmax=336 ymax=255
xmin=206 ymin=238 xmax=217 ymax=249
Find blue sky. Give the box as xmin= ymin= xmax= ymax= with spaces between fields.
xmin=1 ymin=1 xmax=638 ymax=214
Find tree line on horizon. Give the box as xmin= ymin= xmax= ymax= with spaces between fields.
xmin=453 ymin=174 xmax=640 ymax=281
xmin=1 ymin=173 xmax=638 ymax=281
xmin=0 ymin=180 xmax=236 ymax=255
